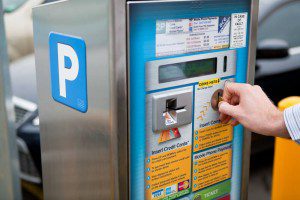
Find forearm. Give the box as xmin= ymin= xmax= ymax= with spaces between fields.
xmin=270 ymin=110 xmax=289 ymax=138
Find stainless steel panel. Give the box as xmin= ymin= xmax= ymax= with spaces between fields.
xmin=152 ymin=88 xmax=193 ymax=132
xmin=0 ymin=0 xmax=22 ymax=199
xmin=111 ymin=0 xmax=129 ymax=198
xmin=33 ymin=0 xmax=128 ymax=199
xmin=242 ymin=0 xmax=259 ymax=199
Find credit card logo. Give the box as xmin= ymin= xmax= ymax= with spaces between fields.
xmin=152 ymin=189 xmax=164 ymax=198
xmin=166 ymin=184 xmax=177 ymax=196
xmin=178 ymin=180 xmax=190 ymax=191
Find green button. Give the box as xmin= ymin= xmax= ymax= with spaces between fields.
xmin=193 ymin=180 xmax=231 ymax=200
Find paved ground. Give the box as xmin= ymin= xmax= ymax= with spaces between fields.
xmin=248 ymin=149 xmax=274 ymax=200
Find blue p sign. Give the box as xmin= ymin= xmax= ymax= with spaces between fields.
xmin=49 ymin=32 xmax=88 ymax=113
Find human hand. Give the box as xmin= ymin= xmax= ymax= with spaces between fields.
xmin=219 ymin=82 xmax=289 ymax=138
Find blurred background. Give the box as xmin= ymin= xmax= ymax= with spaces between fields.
xmin=2 ymin=0 xmax=300 ymax=199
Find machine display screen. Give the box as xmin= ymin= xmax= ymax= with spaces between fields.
xmin=159 ymin=58 xmax=217 ymax=83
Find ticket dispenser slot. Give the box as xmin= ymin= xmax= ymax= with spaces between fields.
xmin=152 ymin=89 xmax=192 ymax=132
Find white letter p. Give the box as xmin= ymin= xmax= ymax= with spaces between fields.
xmin=57 ymin=43 xmax=79 ymax=98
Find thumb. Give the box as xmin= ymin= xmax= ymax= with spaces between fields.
xmin=219 ymin=101 xmax=239 ymax=118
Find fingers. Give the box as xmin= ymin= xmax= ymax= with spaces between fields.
xmin=219 ymin=101 xmax=239 ymax=119
xmin=220 ymin=107 xmax=232 ymax=124
xmin=230 ymin=95 xmax=239 ymax=106
xmin=230 ymin=119 xmax=240 ymax=126
xmin=219 ymin=82 xmax=248 ymax=126
xmin=222 ymin=115 xmax=232 ymax=124
xmin=223 ymin=82 xmax=247 ymax=102
xmin=220 ymin=113 xmax=239 ymax=126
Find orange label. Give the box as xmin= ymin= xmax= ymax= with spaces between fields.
xmin=145 ymin=145 xmax=191 ymax=200
xmin=194 ymin=123 xmax=233 ymax=152
xmin=192 ymin=144 xmax=232 ymax=191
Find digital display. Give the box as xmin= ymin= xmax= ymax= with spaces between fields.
xmin=159 ymin=58 xmax=217 ymax=83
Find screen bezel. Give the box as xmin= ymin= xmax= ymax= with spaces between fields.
xmin=158 ymin=57 xmax=218 ymax=83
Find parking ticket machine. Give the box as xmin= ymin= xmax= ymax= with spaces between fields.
xmin=33 ymin=0 xmax=258 ymax=199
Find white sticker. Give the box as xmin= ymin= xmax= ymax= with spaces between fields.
xmin=230 ymin=13 xmax=248 ymax=48
xmin=156 ymin=16 xmax=231 ymax=57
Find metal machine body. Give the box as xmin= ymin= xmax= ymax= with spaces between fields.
xmin=33 ymin=0 xmax=127 ymax=199
xmin=33 ymin=0 xmax=258 ymax=199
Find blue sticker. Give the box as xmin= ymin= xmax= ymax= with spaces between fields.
xmin=219 ymin=16 xmax=231 ymax=33
xmin=49 ymin=32 xmax=88 ymax=113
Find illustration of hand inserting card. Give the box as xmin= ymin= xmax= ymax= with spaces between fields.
xmin=158 ymin=111 xmax=181 ymax=143
xmin=163 ymin=110 xmax=177 ymax=126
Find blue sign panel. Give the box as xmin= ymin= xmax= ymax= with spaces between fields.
xmin=129 ymin=1 xmax=252 ymax=200
xmin=49 ymin=32 xmax=87 ymax=113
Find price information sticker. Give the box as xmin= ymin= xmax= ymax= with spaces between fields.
xmin=156 ymin=16 xmax=231 ymax=57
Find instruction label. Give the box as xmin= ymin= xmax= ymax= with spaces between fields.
xmin=192 ymin=144 xmax=232 ymax=191
xmin=194 ymin=124 xmax=233 ymax=152
xmin=230 ymin=13 xmax=248 ymax=48
xmin=145 ymin=145 xmax=191 ymax=200
xmin=198 ymin=78 xmax=221 ymax=88
xmin=156 ymin=16 xmax=231 ymax=57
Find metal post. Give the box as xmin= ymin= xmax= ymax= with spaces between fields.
xmin=0 ymin=1 xmax=22 ymax=199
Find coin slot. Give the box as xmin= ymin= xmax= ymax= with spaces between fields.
xmin=211 ymin=89 xmax=224 ymax=111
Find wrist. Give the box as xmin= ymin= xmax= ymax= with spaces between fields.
xmin=271 ymin=110 xmax=289 ymax=138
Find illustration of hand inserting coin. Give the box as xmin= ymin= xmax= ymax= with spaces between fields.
xmin=197 ymin=102 xmax=210 ymax=121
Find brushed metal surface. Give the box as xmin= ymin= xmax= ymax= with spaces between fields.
xmin=242 ymin=1 xmax=259 ymax=200
xmin=111 ymin=0 xmax=129 ymax=198
xmin=33 ymin=0 xmax=128 ymax=199
xmin=0 ymin=1 xmax=21 ymax=199
xmin=152 ymin=88 xmax=193 ymax=132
